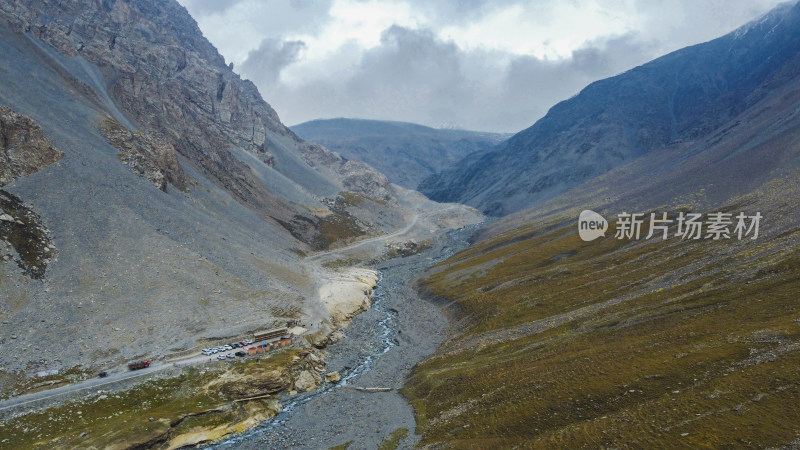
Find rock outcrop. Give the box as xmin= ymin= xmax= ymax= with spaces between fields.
xmin=0 ymin=107 xmax=59 ymax=279
xmin=99 ymin=117 xmax=188 ymax=192
xmin=0 ymin=106 xmax=62 ymax=186
xmin=0 ymin=189 xmax=55 ymax=279
xmin=217 ymin=368 xmax=289 ymax=400
xmin=319 ymin=268 xmax=379 ymax=324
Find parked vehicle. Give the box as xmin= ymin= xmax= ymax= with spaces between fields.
xmin=98 ymin=371 xmax=108 ymax=378
xmin=227 ymin=353 xmax=235 ymax=359
xmin=217 ymin=354 xmax=227 ymax=360
xmin=235 ymin=351 xmax=246 ymax=357
xmin=127 ymin=360 xmax=150 ymax=371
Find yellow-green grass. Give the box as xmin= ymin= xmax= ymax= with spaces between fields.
xmin=405 ymin=209 xmax=800 ymax=447
xmin=378 ymin=427 xmax=409 ymax=450
xmin=317 ymin=212 xmax=364 ymax=249
xmin=0 ymin=350 xmax=301 ymax=449
xmin=0 ymin=366 xmax=93 ymax=401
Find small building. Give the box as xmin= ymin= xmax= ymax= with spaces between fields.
xmin=279 ymin=337 xmax=292 ymax=347
xmin=253 ymin=327 xmax=288 ymax=342
xmin=248 ymin=347 xmax=257 ymax=356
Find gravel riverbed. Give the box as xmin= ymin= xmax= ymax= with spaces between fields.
xmin=214 ymin=225 xmax=478 ymax=449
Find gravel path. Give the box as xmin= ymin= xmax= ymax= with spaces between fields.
xmin=215 ymin=226 xmax=478 ymax=449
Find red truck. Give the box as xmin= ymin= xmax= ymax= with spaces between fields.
xmin=127 ymin=360 xmax=150 ymax=370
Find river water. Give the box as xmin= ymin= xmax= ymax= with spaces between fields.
xmin=211 ymin=224 xmax=479 ymax=449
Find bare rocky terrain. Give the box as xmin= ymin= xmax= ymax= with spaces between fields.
xmin=221 ymin=225 xmax=478 ymax=450
xmin=0 ymin=0 xmax=479 ymax=398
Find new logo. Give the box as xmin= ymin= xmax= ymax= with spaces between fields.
xmin=578 ymin=210 xmax=608 ymax=241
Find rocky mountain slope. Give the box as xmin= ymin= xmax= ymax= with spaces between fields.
xmin=0 ymin=106 xmax=62 ymax=186
xmin=0 ymin=0 xmax=398 ymax=235
xmin=292 ymin=118 xmax=508 ymax=189
xmin=0 ymin=0 xmax=481 ymax=386
xmin=404 ymin=3 xmax=800 ymax=446
xmin=419 ymin=2 xmax=800 ymax=216
xmin=0 ymin=107 xmax=62 ymax=280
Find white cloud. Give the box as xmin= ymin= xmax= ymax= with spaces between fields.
xmin=178 ymin=0 xmax=787 ymax=132
xmin=438 ymin=0 xmax=640 ymax=59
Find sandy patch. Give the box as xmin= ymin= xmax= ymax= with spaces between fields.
xmin=289 ymin=326 xmax=308 ymax=336
xmin=318 ymin=268 xmax=379 ymax=324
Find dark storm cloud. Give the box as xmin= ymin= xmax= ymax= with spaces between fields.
xmin=343 ymin=26 xmax=467 ymax=112
xmin=239 ymin=39 xmax=307 ymax=85
xmin=179 ymin=0 xmax=786 ymax=132
xmin=264 ymin=26 xmax=658 ymax=132
xmin=490 ymin=33 xmax=658 ymax=131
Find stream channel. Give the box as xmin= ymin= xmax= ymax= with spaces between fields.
xmin=212 ymin=224 xmax=479 ymax=449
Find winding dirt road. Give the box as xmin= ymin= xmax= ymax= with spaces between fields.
xmin=306 ymin=212 xmax=419 ymax=261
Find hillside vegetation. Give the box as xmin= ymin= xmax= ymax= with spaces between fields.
xmin=405 ymin=170 xmax=800 ymax=447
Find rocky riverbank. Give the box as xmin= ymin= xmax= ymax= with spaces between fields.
xmin=217 ymin=224 xmax=478 ymax=449
xmin=0 ymin=220 xmax=478 ymax=449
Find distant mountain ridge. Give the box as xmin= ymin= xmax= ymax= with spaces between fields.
xmin=419 ymin=1 xmax=800 ymax=216
xmin=292 ymin=118 xmax=508 ymax=189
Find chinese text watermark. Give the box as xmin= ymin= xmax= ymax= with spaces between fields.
xmin=578 ymin=210 xmax=761 ymax=242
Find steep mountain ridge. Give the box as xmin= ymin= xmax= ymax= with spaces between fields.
xmin=292 ymin=118 xmax=508 ymax=189
xmin=405 ymin=16 xmax=800 ymax=447
xmin=0 ymin=9 xmax=315 ymax=378
xmin=0 ymin=0 xmax=479 ymax=381
xmin=419 ymin=2 xmax=800 ymax=216
xmin=0 ymin=0 xmax=394 ymax=227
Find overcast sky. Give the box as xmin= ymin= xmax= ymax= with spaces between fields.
xmin=177 ymin=0 xmax=786 ymax=133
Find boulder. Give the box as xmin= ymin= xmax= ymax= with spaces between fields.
xmin=325 ymin=372 xmax=341 ymax=383
xmin=294 ymin=370 xmax=317 ymax=392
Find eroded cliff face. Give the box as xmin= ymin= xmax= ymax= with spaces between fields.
xmin=0 ymin=190 xmax=55 ymax=279
xmin=99 ymin=116 xmax=188 ymax=192
xmin=0 ymin=0 xmax=392 ymax=211
xmin=0 ymin=106 xmax=62 ymax=186
xmin=0 ymin=107 xmax=60 ymax=279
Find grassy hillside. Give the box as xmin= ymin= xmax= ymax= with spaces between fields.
xmin=404 ymin=172 xmax=800 ymax=447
